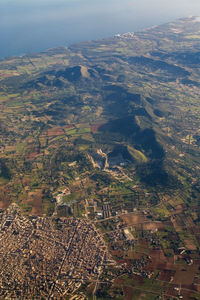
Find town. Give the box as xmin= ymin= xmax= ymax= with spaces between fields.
xmin=0 ymin=204 xmax=113 ymax=299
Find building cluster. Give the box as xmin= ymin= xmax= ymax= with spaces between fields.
xmin=129 ymin=258 xmax=153 ymax=279
xmin=102 ymin=204 xmax=112 ymax=219
xmin=0 ymin=205 xmax=110 ymax=298
xmin=106 ymin=227 xmax=135 ymax=251
xmin=114 ymin=32 xmax=135 ymax=39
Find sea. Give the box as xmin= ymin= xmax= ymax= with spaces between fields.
xmin=1 ymin=0 xmax=200 ymax=58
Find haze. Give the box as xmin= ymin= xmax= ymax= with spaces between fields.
xmin=1 ymin=0 xmax=200 ymax=57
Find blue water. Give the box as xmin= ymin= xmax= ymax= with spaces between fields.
xmin=1 ymin=0 xmax=200 ymax=58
